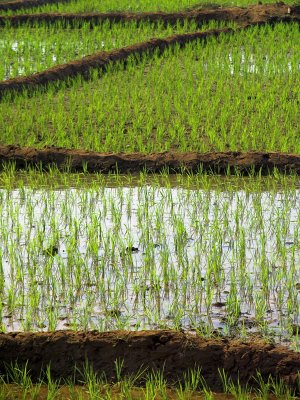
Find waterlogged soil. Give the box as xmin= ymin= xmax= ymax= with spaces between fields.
xmin=1 ymin=145 xmax=300 ymax=173
xmin=0 ymin=331 xmax=300 ymax=392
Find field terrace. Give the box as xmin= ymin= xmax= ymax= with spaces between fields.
xmin=0 ymin=0 xmax=300 ymax=398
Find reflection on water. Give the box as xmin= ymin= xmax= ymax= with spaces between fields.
xmin=0 ymin=183 xmax=299 ymax=347
xmin=224 ymin=50 xmax=300 ymax=75
xmin=0 ymin=40 xmax=107 ymax=80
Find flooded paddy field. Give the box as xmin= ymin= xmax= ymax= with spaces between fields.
xmin=0 ymin=171 xmax=299 ymax=348
xmin=0 ymin=171 xmax=300 ymax=397
xmin=0 ymin=19 xmax=231 ymax=81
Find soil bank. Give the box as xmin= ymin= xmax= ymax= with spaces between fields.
xmin=0 ymin=145 xmax=300 ymax=174
xmin=0 ymin=330 xmax=300 ymax=392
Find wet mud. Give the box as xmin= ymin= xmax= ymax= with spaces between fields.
xmin=0 ymin=0 xmax=71 ymax=12
xmin=0 ymin=330 xmax=299 ymax=392
xmin=0 ymin=145 xmax=300 ymax=174
xmin=0 ymin=27 xmax=234 ymax=98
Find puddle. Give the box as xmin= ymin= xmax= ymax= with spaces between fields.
xmin=0 ymin=183 xmax=299 ymax=347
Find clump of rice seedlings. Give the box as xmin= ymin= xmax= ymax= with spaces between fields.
xmin=0 ymin=168 xmax=299 ymax=347
xmin=220 ymin=369 xmax=298 ymax=399
xmin=1 ymin=24 xmax=299 ymax=154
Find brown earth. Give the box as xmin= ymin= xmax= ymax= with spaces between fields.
xmin=0 ymin=145 xmax=300 ymax=174
xmin=0 ymin=330 xmax=300 ymax=392
xmin=0 ymin=0 xmax=71 ymax=11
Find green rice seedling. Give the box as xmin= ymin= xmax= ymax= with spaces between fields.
xmin=269 ymin=376 xmax=297 ymax=399
xmin=219 ymin=369 xmax=252 ymax=399
xmin=145 ymin=369 xmax=168 ymax=400
xmin=115 ymin=364 xmax=147 ymax=399
xmin=253 ymin=371 xmax=272 ymax=400
xmin=202 ymin=391 xmax=214 ymax=400
xmin=45 ymin=365 xmax=60 ymax=400
xmin=0 ymin=375 xmax=7 ymax=400
xmin=79 ymin=361 xmax=105 ymax=399
xmin=176 ymin=367 xmax=214 ymax=400
xmin=114 ymin=359 xmax=124 ymax=383
xmin=182 ymin=367 xmax=202 ymax=394
xmin=228 ymin=378 xmax=251 ymax=399
xmin=219 ymin=368 xmax=231 ymax=394
xmin=6 ymin=361 xmax=32 ymax=396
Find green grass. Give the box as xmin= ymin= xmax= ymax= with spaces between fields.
xmin=1 ymin=23 xmax=299 ymax=153
xmin=0 ymin=0 xmax=291 ymax=15
xmin=0 ymin=166 xmax=299 ymax=347
xmin=0 ymin=19 xmax=227 ymax=81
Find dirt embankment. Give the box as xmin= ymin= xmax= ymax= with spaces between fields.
xmin=0 ymin=3 xmax=297 ymax=26
xmin=1 ymin=145 xmax=300 ymax=174
xmin=0 ymin=0 xmax=71 ymax=12
xmin=0 ymin=330 xmax=299 ymax=391
xmin=0 ymin=27 xmax=234 ymax=98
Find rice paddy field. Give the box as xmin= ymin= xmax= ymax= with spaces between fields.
xmin=0 ymin=20 xmax=234 ymax=81
xmin=0 ymin=170 xmax=300 ymax=340
xmin=1 ymin=0 xmax=300 ymax=398
xmin=1 ymin=23 xmax=299 ymax=153
xmin=0 ymin=0 xmax=287 ymax=15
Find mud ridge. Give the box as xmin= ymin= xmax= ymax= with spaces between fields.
xmin=1 ymin=145 xmax=300 ymax=174
xmin=0 ymin=27 xmax=235 ymax=98
xmin=0 ymin=3 xmax=296 ymax=26
xmin=0 ymin=0 xmax=71 ymax=12
xmin=0 ymin=330 xmax=299 ymax=391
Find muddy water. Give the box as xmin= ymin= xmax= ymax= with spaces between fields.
xmin=0 ymin=182 xmax=300 ymax=346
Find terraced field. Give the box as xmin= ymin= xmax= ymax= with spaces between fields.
xmin=1 ymin=0 xmax=300 ymax=398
